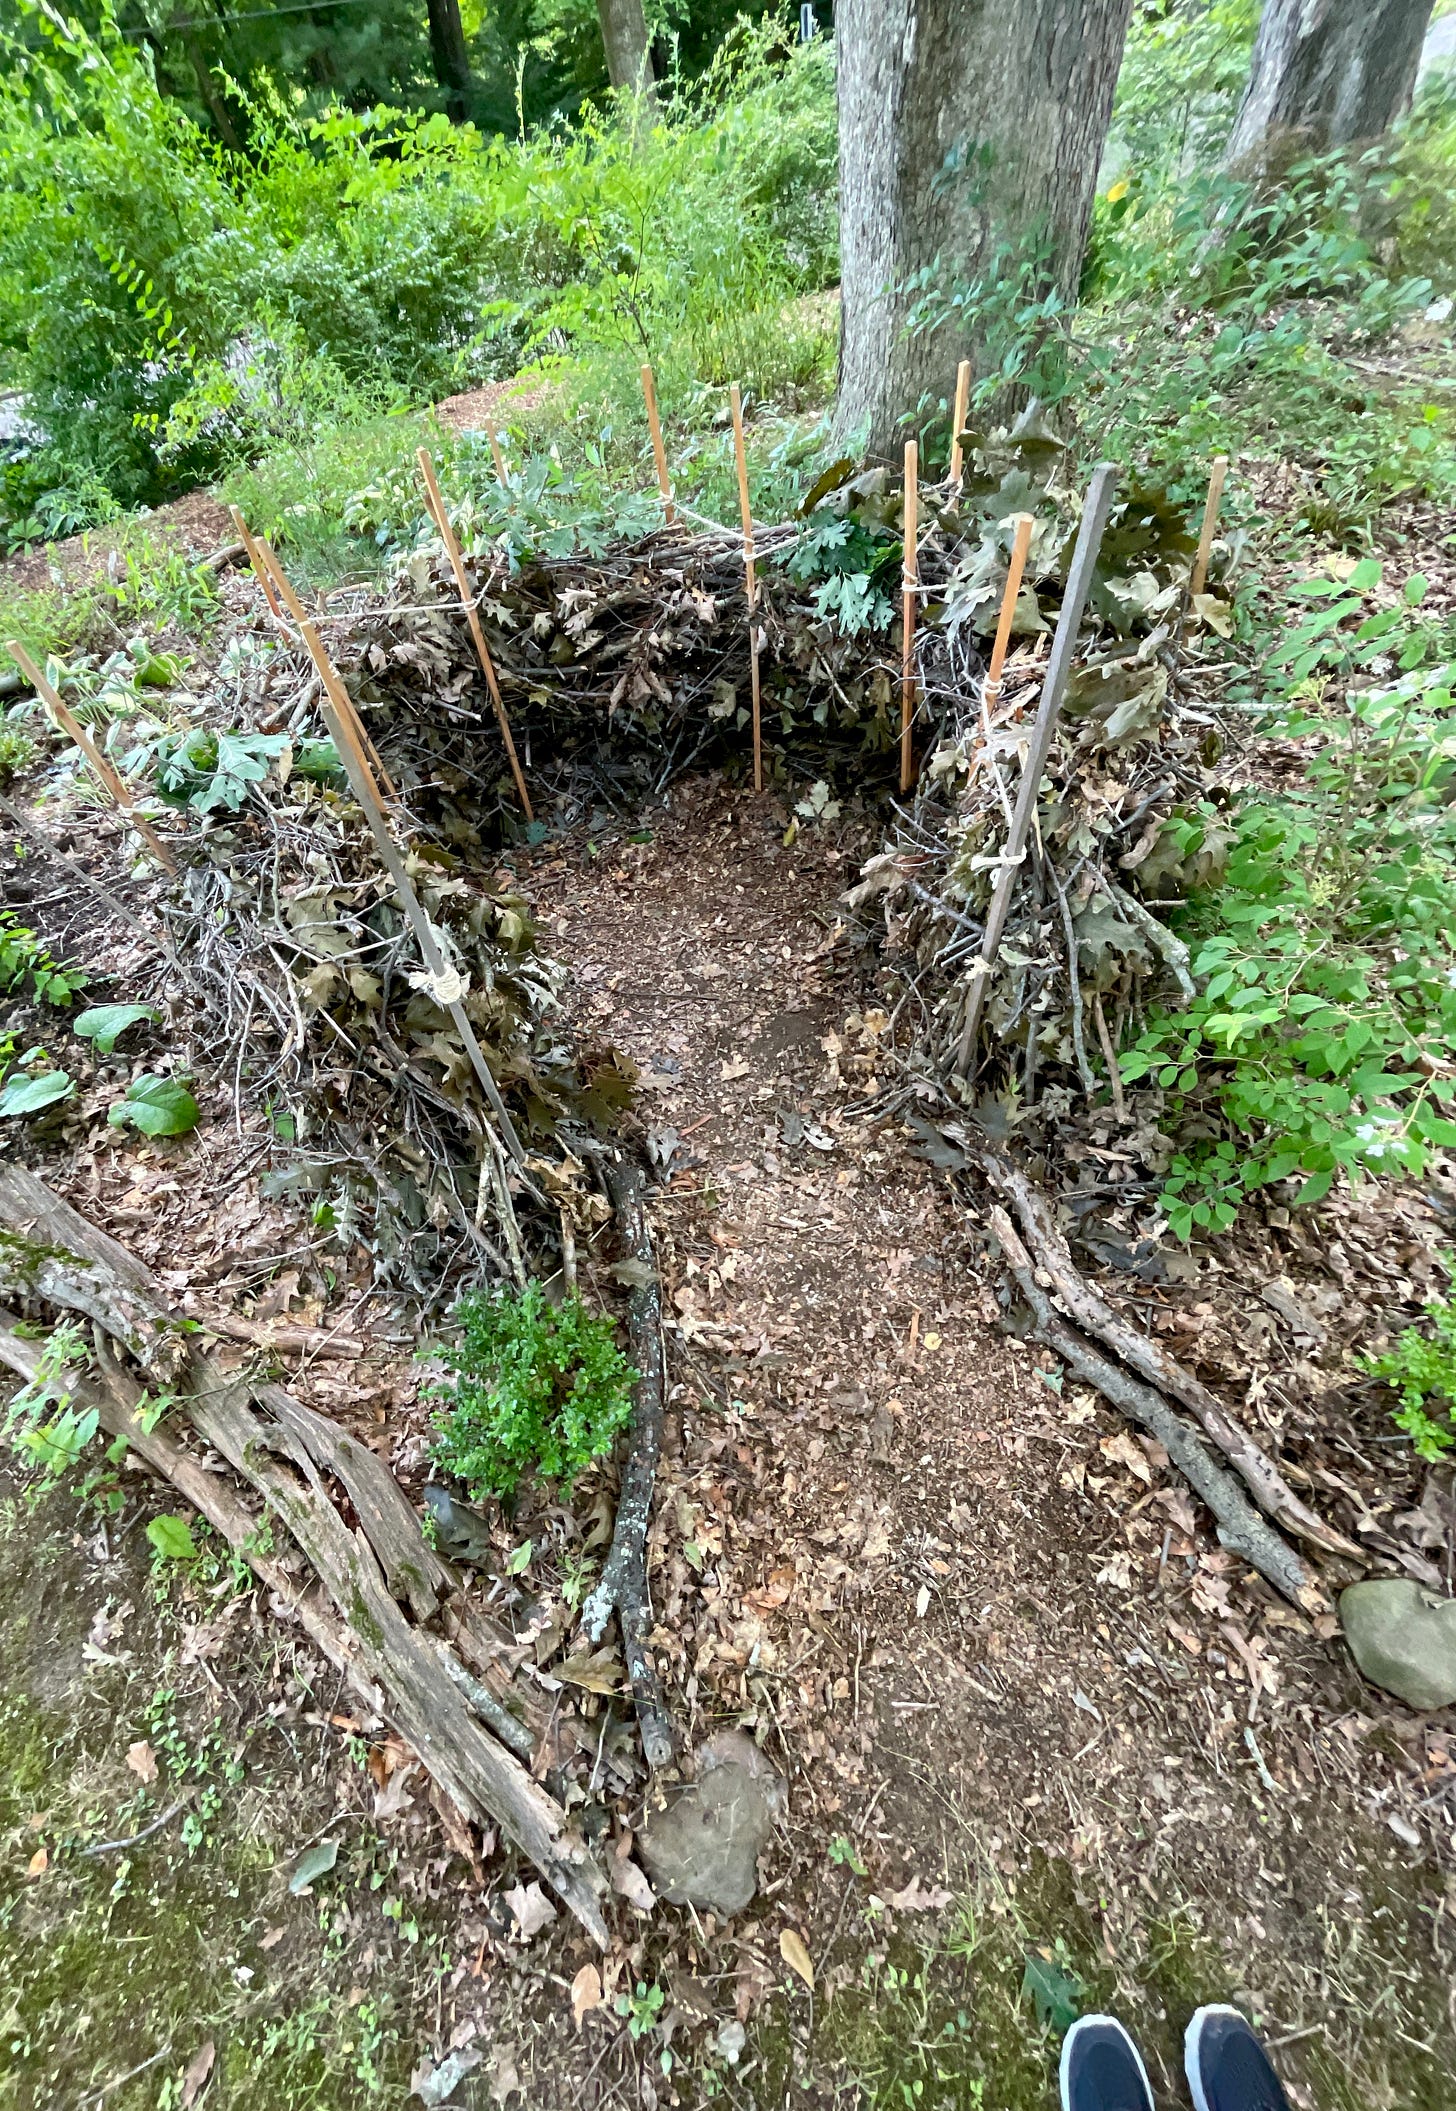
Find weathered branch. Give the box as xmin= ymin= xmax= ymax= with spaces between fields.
xmin=581 ymin=1156 xmax=676 ymax=1771
xmin=988 ymin=1207 xmax=1325 ymax=1612
xmin=982 ymin=1151 xmax=1363 ymax=1562
xmin=0 ymin=1171 xmax=610 ymax=1943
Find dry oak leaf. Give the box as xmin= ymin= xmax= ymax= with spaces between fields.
xmin=570 ymin=1963 xmax=603 ymax=2029
xmin=1099 ymin=1431 xmax=1153 ymax=1486
xmin=609 ymin=1849 xmax=657 ymax=1914
xmin=504 ymin=1880 xmax=557 ymax=1941
xmin=779 ymin=1927 xmax=814 ymax=1990
xmin=887 ymin=1875 xmax=953 ymax=1913
xmin=126 ymin=1740 xmax=159 ymax=1784
xmin=180 ymin=2039 xmax=215 ymax=2109
xmin=26 ymin=1846 xmax=47 ymax=1878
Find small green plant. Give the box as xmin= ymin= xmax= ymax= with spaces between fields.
xmin=1366 ymin=1293 xmax=1456 ymax=1458
xmin=0 ymin=1049 xmax=75 ymax=1119
xmin=428 ymin=1281 xmax=635 ymax=1500
xmin=130 ymin=725 xmax=287 ymax=813
xmin=0 ymin=910 xmax=86 ymax=1005
xmin=616 ymin=1981 xmax=666 ymax=2040
xmin=0 ymin=717 xmax=35 ymax=784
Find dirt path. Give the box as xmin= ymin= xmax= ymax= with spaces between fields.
xmin=516 ymin=776 xmax=1455 ymax=2111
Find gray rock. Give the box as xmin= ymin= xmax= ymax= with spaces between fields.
xmin=638 ymin=1730 xmax=785 ymax=1917
xmin=1340 ymin=1578 xmax=1456 ymax=1710
xmin=423 ymin=1484 xmax=495 ymax=1566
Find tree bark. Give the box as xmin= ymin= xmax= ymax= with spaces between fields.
xmin=425 ymin=0 xmax=474 ymax=122
xmin=596 ymin=0 xmax=657 ymax=99
xmin=1227 ymin=0 xmax=1435 ymax=168
xmin=835 ymin=0 xmax=1134 ymax=460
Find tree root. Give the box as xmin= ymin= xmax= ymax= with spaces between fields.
xmin=581 ymin=1154 xmax=677 ymax=1772
xmin=981 ymin=1150 xmax=1363 ymax=1563
xmin=0 ymin=1166 xmax=610 ymax=1944
xmin=987 ymin=1206 xmax=1328 ymax=1614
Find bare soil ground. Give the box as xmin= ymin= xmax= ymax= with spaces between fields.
xmin=3 ymin=761 xmax=1455 ymax=2109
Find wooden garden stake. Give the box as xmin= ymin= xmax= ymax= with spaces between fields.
xmin=5 ymin=641 xmax=175 ymax=873
xmin=729 ymin=384 xmax=763 ymax=794
xmin=414 ymin=449 xmax=533 ymax=822
xmin=983 ymin=512 xmax=1035 ymax=709
xmin=948 ymin=359 xmax=972 ymax=485
xmin=1189 ymin=454 xmax=1229 ymax=597
xmin=953 ymin=462 xmax=1119 ymax=1077
xmin=488 ymin=430 xmax=509 ymax=488
xmin=900 ymin=440 xmax=918 ymax=794
xmin=640 ymin=364 xmax=676 ymax=526
xmin=228 ymin=504 xmax=287 ymax=628
xmin=260 ymin=547 xmax=529 ymax=1189
xmin=252 ymin=537 xmax=399 ymax=804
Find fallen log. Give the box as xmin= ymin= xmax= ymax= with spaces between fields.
xmin=982 ymin=1152 xmax=1363 ymax=1563
xmin=988 ymin=1206 xmax=1326 ymax=1614
xmin=0 ymin=1167 xmax=610 ymax=1944
xmin=581 ymin=1155 xmax=677 ymax=1771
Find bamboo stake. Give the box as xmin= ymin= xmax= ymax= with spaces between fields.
xmin=948 ymin=359 xmax=972 ymax=485
xmin=227 ymin=504 xmax=287 ymax=628
xmin=488 ymin=430 xmax=509 ymax=488
xmin=414 ymin=450 xmax=534 ymax=823
xmin=953 ymin=462 xmax=1119 ymax=1077
xmin=640 ymin=363 xmax=676 ymax=526
xmin=261 ymin=547 xmax=530 ymax=1189
xmin=252 ymin=537 xmax=399 ymax=805
xmin=983 ymin=512 xmax=1035 ymax=709
xmin=5 ymin=641 xmax=175 ymax=873
xmin=1189 ymin=453 xmax=1229 ymax=597
xmin=900 ymin=440 xmax=918 ymax=794
xmin=728 ymin=384 xmax=763 ymax=794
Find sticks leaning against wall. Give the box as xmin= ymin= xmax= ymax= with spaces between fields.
xmin=1189 ymin=453 xmax=1229 ymax=598
xmin=414 ymin=448 xmax=533 ymax=822
xmin=900 ymin=440 xmax=919 ymax=794
xmin=983 ymin=512 xmax=1036 ymax=712
xmin=729 ymin=384 xmax=764 ymax=793
xmin=953 ymin=462 xmax=1120 ymax=1077
xmin=5 ymin=640 xmax=176 ymax=873
xmin=948 ymin=358 xmax=972 ymax=486
xmin=639 ymin=363 xmax=676 ymax=526
xmin=253 ymin=539 xmax=531 ymax=1268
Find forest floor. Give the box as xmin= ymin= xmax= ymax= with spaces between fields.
xmin=4 ymin=761 xmax=1456 ymax=2111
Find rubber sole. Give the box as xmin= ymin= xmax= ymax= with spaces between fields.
xmin=1059 ymin=2015 xmax=1156 ymax=2111
xmin=1185 ymin=2003 xmax=1286 ymax=2111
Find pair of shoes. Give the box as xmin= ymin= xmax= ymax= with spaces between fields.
xmin=1060 ymin=2005 xmax=1292 ymax=2110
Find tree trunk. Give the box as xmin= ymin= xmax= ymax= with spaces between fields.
xmin=425 ymin=0 xmax=474 ymax=122
xmin=597 ymin=0 xmax=656 ymax=98
xmin=835 ymin=0 xmax=1134 ymax=460
xmin=1227 ymin=0 xmax=1435 ymax=168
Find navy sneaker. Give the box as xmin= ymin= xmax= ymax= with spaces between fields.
xmin=1185 ymin=2005 xmax=1291 ymax=2111
xmin=1060 ymin=2015 xmax=1155 ymax=2111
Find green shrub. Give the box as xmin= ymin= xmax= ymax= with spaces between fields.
xmin=0 ymin=717 xmax=35 ymax=785
xmin=429 ymin=1281 xmax=635 ymax=1500
xmin=1367 ymin=1294 xmax=1456 ymax=1459
xmin=0 ymin=909 xmax=85 ymax=1006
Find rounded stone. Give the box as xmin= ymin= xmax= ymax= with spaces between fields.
xmin=1340 ymin=1578 xmax=1456 ymax=1711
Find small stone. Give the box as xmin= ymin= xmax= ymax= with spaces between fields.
xmin=638 ymin=1729 xmax=785 ymax=1917
xmin=1340 ymin=1578 xmax=1456 ymax=1710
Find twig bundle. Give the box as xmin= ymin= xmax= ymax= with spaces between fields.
xmin=415 ymin=448 xmax=533 ymax=820
xmin=640 ymin=363 xmax=676 ymax=526
xmin=729 ymin=384 xmax=763 ymax=793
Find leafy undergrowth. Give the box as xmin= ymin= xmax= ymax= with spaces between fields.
xmin=1119 ymin=561 xmax=1456 ymax=1243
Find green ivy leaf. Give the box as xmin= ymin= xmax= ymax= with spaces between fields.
xmin=146 ymin=1513 xmax=198 ymax=1561
xmin=108 ymin=1074 xmax=199 ymax=1137
xmin=0 ymin=1069 xmax=74 ymax=1118
xmin=73 ymin=1004 xmax=160 ymax=1054
xmin=1021 ymin=1950 xmax=1081 ymax=2034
